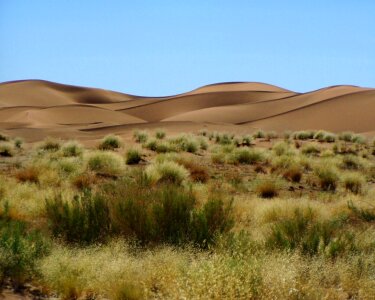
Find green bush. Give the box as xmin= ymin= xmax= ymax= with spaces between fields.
xmin=266 ymin=208 xmax=354 ymax=257
xmin=343 ymin=173 xmax=365 ymax=194
xmin=272 ymin=141 xmax=292 ymax=156
xmin=155 ymin=129 xmax=166 ymax=139
xmin=301 ymin=144 xmax=321 ymax=156
xmin=133 ymin=130 xmax=148 ymax=143
xmin=62 ymin=141 xmax=83 ymax=157
xmin=145 ymin=161 xmax=189 ymax=185
xmin=45 ymin=190 xmax=111 ymax=244
xmin=230 ymin=148 xmax=265 ymax=165
xmin=0 ymin=142 xmax=14 ymax=157
xmin=14 ymin=138 xmax=23 ymax=149
xmin=38 ymin=137 xmax=61 ymax=151
xmin=125 ymin=148 xmax=142 ymax=165
xmin=253 ymin=130 xmax=265 ymax=139
xmin=347 ymin=201 xmax=375 ymax=222
xmin=98 ymin=135 xmax=122 ymax=150
xmin=265 ymin=131 xmax=278 ymax=140
xmin=0 ymin=133 xmax=9 ymax=141
xmin=340 ymin=155 xmax=363 ymax=170
xmin=215 ymin=133 xmax=233 ymax=145
xmin=339 ymin=131 xmax=354 ymax=142
xmin=314 ymin=165 xmax=339 ymax=191
xmin=86 ymin=151 xmax=124 ymax=177
xmin=0 ymin=219 xmax=50 ymax=287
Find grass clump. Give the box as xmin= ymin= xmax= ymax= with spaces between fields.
xmin=0 ymin=133 xmax=9 ymax=141
xmin=255 ymin=177 xmax=280 ymax=198
xmin=45 ymin=190 xmax=111 ymax=245
xmin=272 ymin=141 xmax=292 ymax=156
xmin=253 ymin=130 xmax=265 ymax=139
xmin=145 ymin=161 xmax=189 ymax=185
xmin=266 ymin=208 xmax=353 ymax=257
xmin=98 ymin=134 xmax=122 ymax=150
xmin=38 ymin=137 xmax=61 ymax=152
xmin=343 ymin=173 xmax=365 ymax=194
xmin=175 ymin=157 xmax=210 ymax=183
xmin=347 ymin=201 xmax=375 ymax=222
xmin=133 ymin=130 xmax=148 ymax=143
xmin=301 ymin=143 xmax=321 ymax=156
xmin=14 ymin=166 xmax=40 ymax=183
xmin=0 ymin=142 xmax=14 ymax=157
xmin=293 ymin=130 xmax=314 ymax=140
xmin=62 ymin=141 xmax=83 ymax=157
xmin=155 ymin=129 xmax=166 ymax=139
xmin=340 ymin=155 xmax=363 ymax=170
xmin=125 ymin=148 xmax=143 ymax=165
xmin=86 ymin=151 xmax=124 ymax=177
xmin=314 ymin=164 xmax=339 ymax=191
xmin=230 ymin=147 xmax=265 ymax=165
xmin=339 ymin=131 xmax=354 ymax=142
xmin=14 ymin=137 xmax=23 ymax=149
xmin=282 ymin=164 xmax=303 ymax=183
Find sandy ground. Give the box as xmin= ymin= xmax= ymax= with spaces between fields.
xmin=0 ymin=80 xmax=374 ymax=142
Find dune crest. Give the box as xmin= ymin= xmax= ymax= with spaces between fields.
xmin=0 ymin=80 xmax=374 ymax=141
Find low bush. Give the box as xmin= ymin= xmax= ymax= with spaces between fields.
xmin=265 ymin=131 xmax=278 ymax=140
xmin=125 ymin=148 xmax=143 ymax=165
xmin=347 ymin=201 xmax=375 ymax=222
xmin=14 ymin=138 xmax=23 ymax=149
xmin=62 ymin=141 xmax=83 ymax=157
xmin=253 ymin=130 xmax=265 ymax=139
xmin=133 ymin=130 xmax=148 ymax=143
xmin=45 ymin=190 xmax=111 ymax=244
xmin=314 ymin=165 xmax=339 ymax=191
xmin=98 ymin=135 xmax=122 ymax=150
xmin=0 ymin=133 xmax=9 ymax=141
xmin=72 ymin=171 xmax=97 ymax=190
xmin=343 ymin=173 xmax=365 ymax=194
xmin=175 ymin=158 xmax=210 ymax=183
xmin=282 ymin=164 xmax=303 ymax=183
xmin=215 ymin=133 xmax=233 ymax=145
xmin=86 ymin=151 xmax=124 ymax=177
xmin=38 ymin=137 xmax=61 ymax=152
xmin=352 ymin=134 xmax=366 ymax=144
xmin=340 ymin=155 xmax=363 ymax=170
xmin=272 ymin=141 xmax=292 ymax=156
xmin=145 ymin=161 xmax=189 ymax=185
xmin=255 ymin=178 xmax=280 ymax=198
xmin=0 ymin=142 xmax=14 ymax=157
xmin=230 ymin=148 xmax=265 ymax=165
xmin=266 ymin=208 xmax=354 ymax=257
xmin=293 ymin=131 xmax=314 ymax=140
xmin=155 ymin=129 xmax=166 ymax=139
xmin=339 ymin=131 xmax=354 ymax=142
xmin=14 ymin=166 xmax=39 ymax=183
xmin=301 ymin=144 xmax=321 ymax=156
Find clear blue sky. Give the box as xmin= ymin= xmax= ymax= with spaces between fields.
xmin=1 ymin=1 xmax=374 ymax=95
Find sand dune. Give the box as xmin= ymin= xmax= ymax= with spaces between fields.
xmin=0 ymin=80 xmax=374 ymax=141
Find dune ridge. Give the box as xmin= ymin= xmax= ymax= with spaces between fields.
xmin=0 ymin=80 xmax=374 ymax=141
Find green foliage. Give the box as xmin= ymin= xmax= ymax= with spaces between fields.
xmin=343 ymin=173 xmax=365 ymax=194
xmin=0 ymin=133 xmax=9 ymax=141
xmin=62 ymin=141 xmax=83 ymax=157
xmin=0 ymin=142 xmax=14 ymax=157
xmin=265 ymin=131 xmax=278 ymax=140
xmin=125 ymin=148 xmax=142 ymax=165
xmin=86 ymin=151 xmax=124 ymax=177
xmin=293 ymin=131 xmax=314 ymax=140
xmin=45 ymin=190 xmax=111 ymax=244
xmin=314 ymin=165 xmax=339 ymax=191
xmin=266 ymin=208 xmax=354 ymax=257
xmin=253 ymin=130 xmax=265 ymax=139
xmin=145 ymin=161 xmax=189 ymax=185
xmin=347 ymin=201 xmax=375 ymax=222
xmin=230 ymin=148 xmax=265 ymax=165
xmin=272 ymin=141 xmax=292 ymax=156
xmin=301 ymin=144 xmax=321 ymax=156
xmin=155 ymin=129 xmax=166 ymax=139
xmin=14 ymin=138 xmax=23 ymax=149
xmin=38 ymin=137 xmax=61 ymax=152
xmin=133 ymin=130 xmax=148 ymax=143
xmin=98 ymin=135 xmax=122 ymax=150
xmin=215 ymin=133 xmax=233 ymax=145
xmin=340 ymin=155 xmax=363 ymax=170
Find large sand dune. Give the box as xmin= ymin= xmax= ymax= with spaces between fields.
xmin=0 ymin=80 xmax=374 ymax=141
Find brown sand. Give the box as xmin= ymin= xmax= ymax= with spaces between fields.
xmin=0 ymin=80 xmax=374 ymax=141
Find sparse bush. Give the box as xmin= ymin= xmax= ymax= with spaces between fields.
xmin=253 ymin=130 xmax=265 ymax=139
xmin=347 ymin=201 xmax=375 ymax=222
xmin=283 ymin=130 xmax=292 ymax=140
xmin=38 ymin=137 xmax=61 ymax=151
xmin=0 ymin=133 xmax=9 ymax=141
xmin=72 ymin=171 xmax=97 ymax=189
xmin=145 ymin=161 xmax=189 ymax=185
xmin=255 ymin=178 xmax=280 ymax=198
xmin=98 ymin=135 xmax=122 ymax=150
xmin=0 ymin=142 xmax=14 ymax=157
xmin=314 ymin=165 xmax=339 ymax=191
xmin=339 ymin=131 xmax=354 ymax=142
xmin=352 ymin=134 xmax=366 ymax=144
xmin=340 ymin=155 xmax=363 ymax=170
xmin=155 ymin=129 xmax=166 ymax=139
xmin=14 ymin=138 xmax=23 ymax=149
xmin=126 ymin=148 xmax=142 ymax=165
xmin=266 ymin=208 xmax=353 ymax=257
xmin=314 ymin=131 xmax=336 ymax=143
xmin=230 ymin=148 xmax=265 ymax=165
xmin=62 ymin=141 xmax=83 ymax=157
xmin=133 ymin=130 xmax=148 ymax=143
xmin=301 ymin=144 xmax=321 ymax=156
xmin=197 ymin=136 xmax=209 ymax=150
xmin=14 ymin=166 xmax=40 ymax=183
xmin=265 ymin=131 xmax=278 ymax=140
xmin=45 ymin=190 xmax=111 ymax=244
xmin=343 ymin=173 xmax=365 ymax=194
xmin=272 ymin=141 xmax=292 ymax=156
xmin=215 ymin=133 xmax=232 ymax=145
xmin=293 ymin=131 xmax=314 ymax=140
xmin=283 ymin=164 xmax=303 ymax=183
xmin=86 ymin=151 xmax=124 ymax=177
xmin=211 ymin=152 xmax=226 ymax=164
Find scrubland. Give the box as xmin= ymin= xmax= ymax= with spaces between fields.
xmin=0 ymin=129 xmax=374 ymax=299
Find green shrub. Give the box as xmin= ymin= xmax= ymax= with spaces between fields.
xmin=0 ymin=142 xmax=14 ymax=157
xmin=265 ymin=131 xmax=278 ymax=140
xmin=145 ymin=161 xmax=189 ymax=185
xmin=230 ymin=148 xmax=265 ymax=165
xmin=314 ymin=165 xmax=339 ymax=191
xmin=352 ymin=134 xmax=366 ymax=144
xmin=0 ymin=133 xmax=9 ymax=141
xmin=197 ymin=137 xmax=209 ymax=150
xmin=340 ymin=155 xmax=363 ymax=170
xmin=215 ymin=133 xmax=233 ymax=145
xmin=347 ymin=201 xmax=375 ymax=222
xmin=86 ymin=151 xmax=124 ymax=177
xmin=255 ymin=178 xmax=280 ymax=198
xmin=14 ymin=138 xmax=23 ymax=149
xmin=38 ymin=137 xmax=61 ymax=151
xmin=301 ymin=144 xmax=321 ymax=156
xmin=253 ymin=130 xmax=265 ymax=139
xmin=272 ymin=141 xmax=292 ymax=156
xmin=283 ymin=131 xmax=292 ymax=140
xmin=211 ymin=152 xmax=226 ymax=164
xmin=343 ymin=173 xmax=365 ymax=194
xmin=133 ymin=130 xmax=148 ymax=143
xmin=62 ymin=141 xmax=83 ymax=157
xmin=339 ymin=131 xmax=354 ymax=142
xmin=144 ymin=138 xmax=158 ymax=151
xmin=125 ymin=148 xmax=142 ymax=165
xmin=293 ymin=131 xmax=314 ymax=140
xmin=98 ymin=135 xmax=122 ymax=150
xmin=46 ymin=190 xmax=111 ymax=244
xmin=155 ymin=129 xmax=166 ymax=139
xmin=0 ymin=219 xmax=50 ymax=287
xmin=314 ymin=131 xmax=336 ymax=143
xmin=266 ymin=208 xmax=353 ymax=257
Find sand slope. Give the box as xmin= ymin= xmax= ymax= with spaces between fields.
xmin=0 ymin=80 xmax=374 ymax=141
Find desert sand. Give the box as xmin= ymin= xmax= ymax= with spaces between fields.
xmin=0 ymin=79 xmax=374 ymax=142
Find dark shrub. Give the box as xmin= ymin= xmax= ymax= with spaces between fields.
xmin=125 ymin=149 xmax=142 ymax=165
xmin=98 ymin=135 xmax=122 ymax=150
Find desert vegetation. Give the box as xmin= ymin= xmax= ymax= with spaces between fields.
xmin=0 ymin=129 xmax=374 ymax=299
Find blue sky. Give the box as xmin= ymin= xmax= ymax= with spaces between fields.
xmin=0 ymin=0 xmax=374 ymax=95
